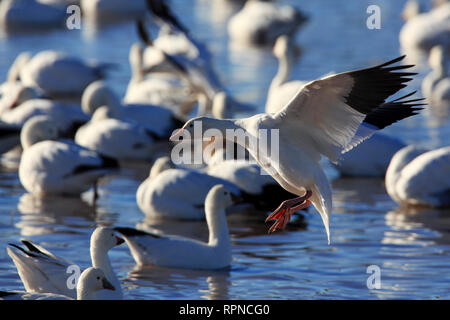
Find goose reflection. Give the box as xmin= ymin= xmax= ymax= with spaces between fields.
xmin=15 ymin=193 xmax=97 ymax=236
xmin=384 ymin=206 xmax=450 ymax=245
xmin=125 ymin=264 xmax=230 ymax=300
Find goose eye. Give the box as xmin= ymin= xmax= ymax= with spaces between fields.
xmin=97 ymin=276 xmax=100 ymax=280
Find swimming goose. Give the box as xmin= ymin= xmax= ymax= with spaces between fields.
xmin=7 ymin=227 xmax=124 ymax=299
xmin=422 ymin=46 xmax=449 ymax=100
xmin=19 ymin=116 xmax=119 ymax=197
xmin=1 ymin=267 xmax=115 ymax=300
xmin=171 ymin=56 xmax=424 ymax=243
xmin=0 ymin=0 xmax=66 ymax=32
xmin=75 ymin=106 xmax=161 ymax=161
xmin=117 ymin=184 xmax=238 ymax=269
xmin=399 ymin=2 xmax=450 ymax=57
xmin=0 ymin=97 xmax=89 ymax=137
xmin=82 ymin=80 xmax=183 ymax=138
xmin=386 ymin=145 xmax=450 ymax=208
xmin=334 ymin=133 xmax=406 ymax=177
xmin=227 ymin=0 xmax=308 ymax=47
xmin=136 ymin=21 xmax=255 ymax=117
xmin=19 ymin=50 xmax=112 ymax=99
xmin=265 ymin=35 xmax=307 ymax=114
xmin=136 ymin=160 xmax=241 ymax=220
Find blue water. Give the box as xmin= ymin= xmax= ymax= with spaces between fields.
xmin=0 ymin=0 xmax=449 ymax=299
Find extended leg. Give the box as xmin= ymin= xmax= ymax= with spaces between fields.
xmin=266 ymin=190 xmax=312 ymax=233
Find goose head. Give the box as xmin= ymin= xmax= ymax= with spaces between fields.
xmin=5 ymin=85 xmax=41 ymax=110
xmin=20 ymin=115 xmax=59 ymax=149
xmin=81 ymin=81 xmax=122 ymax=116
xmin=90 ymin=105 xmax=121 ymax=122
xmin=90 ymin=226 xmax=124 ymax=253
xmin=76 ymin=267 xmax=115 ymax=300
xmin=149 ymin=156 xmax=175 ymax=179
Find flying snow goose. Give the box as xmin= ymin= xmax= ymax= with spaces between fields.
xmin=171 ymin=56 xmax=424 ymax=243
xmin=82 ymin=80 xmax=183 ymax=138
xmin=19 ymin=116 xmax=119 ymax=197
xmin=116 ymin=184 xmax=238 ymax=269
xmin=333 ymin=133 xmax=406 ymax=177
xmin=19 ymin=50 xmax=113 ymax=99
xmin=7 ymin=227 xmax=124 ymax=299
xmin=227 ymin=0 xmax=308 ymax=47
xmin=386 ymin=145 xmax=450 ymax=207
xmin=0 ymin=0 xmax=67 ymax=32
xmin=1 ymin=267 xmax=115 ymax=300
xmin=75 ymin=106 xmax=161 ymax=161
xmin=0 ymin=97 xmax=88 ymax=137
xmin=265 ymin=35 xmax=308 ymax=114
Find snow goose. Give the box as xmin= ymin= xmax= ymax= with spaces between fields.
xmin=75 ymin=106 xmax=161 ymax=161
xmin=1 ymin=267 xmax=115 ymax=300
xmin=116 ymin=184 xmax=238 ymax=269
xmin=19 ymin=50 xmax=112 ymax=99
xmin=0 ymin=0 xmax=66 ymax=32
xmin=19 ymin=116 xmax=119 ymax=197
xmin=0 ymin=85 xmax=41 ymax=115
xmin=386 ymin=145 xmax=450 ymax=207
xmin=265 ymin=35 xmax=307 ymax=114
xmin=227 ymin=0 xmax=308 ymax=47
xmin=399 ymin=2 xmax=450 ymax=58
xmin=0 ymin=97 xmax=88 ymax=137
xmin=136 ymin=160 xmax=241 ymax=220
xmin=422 ymin=46 xmax=449 ymax=100
xmin=7 ymin=227 xmax=124 ymax=299
xmin=333 ymin=133 xmax=406 ymax=177
xmin=81 ymin=0 xmax=147 ymax=22
xmin=136 ymin=21 xmax=256 ymax=117
xmin=171 ymin=56 xmax=424 ymax=243
xmin=82 ymin=80 xmax=183 ymax=138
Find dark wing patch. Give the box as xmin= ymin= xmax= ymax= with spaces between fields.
xmin=363 ymin=91 xmax=426 ymax=129
xmin=69 ymin=154 xmax=119 ymax=177
xmin=0 ymin=125 xmax=20 ymax=138
xmin=344 ymin=55 xmax=417 ymax=114
xmin=114 ymin=227 xmax=161 ymax=239
xmin=145 ymin=0 xmax=189 ymax=34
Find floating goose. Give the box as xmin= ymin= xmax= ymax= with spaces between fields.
xmin=82 ymin=80 xmax=183 ymax=138
xmin=334 ymin=133 xmax=406 ymax=178
xmin=75 ymin=106 xmax=161 ymax=161
xmin=265 ymin=35 xmax=307 ymax=114
xmin=137 ymin=159 xmax=241 ymax=220
xmin=399 ymin=2 xmax=450 ymax=57
xmin=422 ymin=46 xmax=449 ymax=100
xmin=19 ymin=116 xmax=119 ymax=197
xmin=116 ymin=184 xmax=238 ymax=269
xmin=1 ymin=267 xmax=115 ymax=300
xmin=171 ymin=56 xmax=424 ymax=243
xmin=0 ymin=97 xmax=88 ymax=138
xmin=386 ymin=145 xmax=450 ymax=207
xmin=0 ymin=0 xmax=67 ymax=32
xmin=227 ymin=0 xmax=308 ymax=47
xmin=7 ymin=227 xmax=123 ymax=299
xmin=136 ymin=21 xmax=255 ymax=117
xmin=19 ymin=50 xmax=112 ymax=99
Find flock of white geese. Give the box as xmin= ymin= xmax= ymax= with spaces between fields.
xmin=0 ymin=0 xmax=449 ymax=299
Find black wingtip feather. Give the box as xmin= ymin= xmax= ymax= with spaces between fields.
xmin=8 ymin=243 xmax=38 ymax=258
xmin=114 ymin=227 xmax=161 ymax=238
xmin=136 ymin=20 xmax=153 ymax=46
xmin=363 ymin=91 xmax=426 ymax=129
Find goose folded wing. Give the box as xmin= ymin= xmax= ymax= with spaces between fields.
xmin=274 ymin=56 xmax=416 ymax=161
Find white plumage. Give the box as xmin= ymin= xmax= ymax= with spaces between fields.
xmin=386 ymin=145 xmax=450 ymax=207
